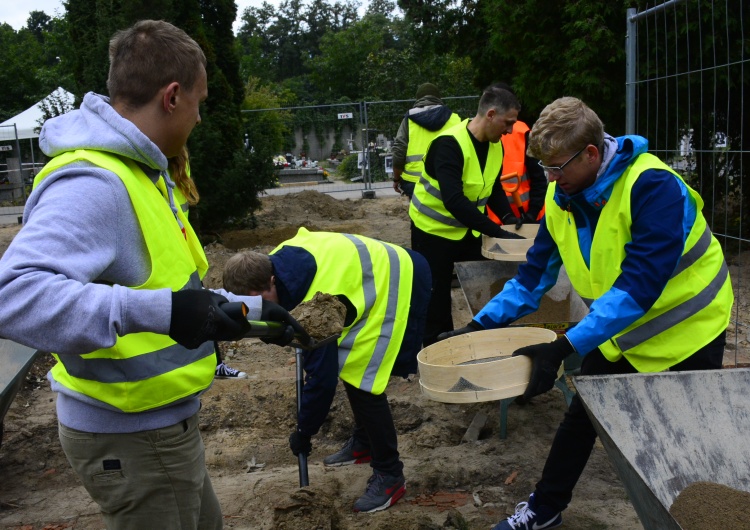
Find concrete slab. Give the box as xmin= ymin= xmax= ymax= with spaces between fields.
xmin=575 ymin=369 xmax=750 ymax=529
xmin=0 ymin=339 xmax=40 ymax=444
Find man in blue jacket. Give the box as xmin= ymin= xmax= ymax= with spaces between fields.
xmin=440 ymin=97 xmax=732 ymax=530
xmin=222 ymin=228 xmax=431 ymax=513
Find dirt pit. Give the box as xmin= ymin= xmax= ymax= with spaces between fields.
xmin=0 ymin=189 xmax=748 ymax=529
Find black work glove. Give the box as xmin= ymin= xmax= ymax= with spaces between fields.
xmin=260 ymin=299 xmax=308 ymax=347
xmin=490 ymin=224 xmax=525 ymax=240
xmin=513 ymin=337 xmax=575 ymax=401
xmin=289 ymin=431 xmax=312 ymax=456
xmin=169 ymin=289 xmax=251 ymax=350
xmin=436 ymin=320 xmax=484 ymax=342
xmin=502 ymin=212 xmax=521 ymax=229
xmin=521 ymin=211 xmax=538 ymax=224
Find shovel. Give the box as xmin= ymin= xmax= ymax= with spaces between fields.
xmin=222 ymin=302 xmax=340 ymax=486
xmin=221 ymin=301 xmax=339 ymax=350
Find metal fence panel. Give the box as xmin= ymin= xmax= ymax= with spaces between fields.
xmin=0 ymin=125 xmax=27 ymax=204
xmin=626 ymin=0 xmax=749 ymax=365
xmin=245 ymin=96 xmax=479 ymax=198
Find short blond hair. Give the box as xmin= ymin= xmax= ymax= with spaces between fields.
xmin=223 ymin=251 xmax=273 ymax=295
xmin=527 ymin=97 xmax=604 ymax=162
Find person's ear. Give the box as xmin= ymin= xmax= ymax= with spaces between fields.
xmin=585 ymin=144 xmax=599 ymax=164
xmin=162 ymin=82 xmax=180 ymax=113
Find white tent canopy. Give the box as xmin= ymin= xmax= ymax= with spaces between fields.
xmin=0 ymin=87 xmax=76 ymax=140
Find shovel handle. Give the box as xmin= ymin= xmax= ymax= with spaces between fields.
xmin=222 ymin=302 xmax=290 ymax=339
xmin=295 ymin=347 xmax=309 ymax=487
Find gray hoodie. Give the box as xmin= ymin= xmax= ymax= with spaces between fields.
xmin=0 ymin=92 xmax=261 ymax=433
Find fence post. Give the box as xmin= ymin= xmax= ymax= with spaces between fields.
xmin=625 ymin=7 xmax=637 ymax=135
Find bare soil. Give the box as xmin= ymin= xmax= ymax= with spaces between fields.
xmin=0 ymin=189 xmax=747 ymax=530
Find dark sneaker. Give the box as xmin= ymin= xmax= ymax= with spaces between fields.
xmin=215 ymin=362 xmax=248 ymax=379
xmin=323 ymin=436 xmax=371 ymax=467
xmin=492 ymin=493 xmax=562 ymax=530
xmin=352 ymin=472 xmax=406 ymax=513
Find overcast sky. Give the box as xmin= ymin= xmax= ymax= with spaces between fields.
xmin=2 ymin=0 xmax=287 ymax=33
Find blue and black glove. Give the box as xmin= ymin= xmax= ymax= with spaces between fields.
xmin=513 ymin=337 xmax=575 ymax=400
xmin=289 ymin=431 xmax=312 ymax=456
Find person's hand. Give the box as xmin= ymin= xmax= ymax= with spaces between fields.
xmin=521 ymin=211 xmax=538 ymax=224
xmin=512 ymin=337 xmax=575 ymax=400
xmin=436 ymin=321 xmax=484 ymax=342
xmin=502 ymin=213 xmax=521 ymax=228
xmin=392 ymin=177 xmax=404 ymax=195
xmin=289 ymin=431 xmax=312 ymax=456
xmin=492 ymin=226 xmax=525 ymax=240
xmin=169 ymin=289 xmax=251 ymax=349
xmin=260 ymin=299 xmax=308 ymax=347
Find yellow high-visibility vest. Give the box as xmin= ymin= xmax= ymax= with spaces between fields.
xmin=34 ymin=150 xmax=214 ymax=412
xmin=271 ymin=228 xmax=413 ymax=394
xmin=409 ymin=119 xmax=503 ymax=240
xmin=545 ymin=153 xmax=733 ymax=371
xmin=402 ymin=112 xmax=461 ymax=183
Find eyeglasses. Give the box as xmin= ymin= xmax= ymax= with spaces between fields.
xmin=539 ymin=146 xmax=587 ymax=178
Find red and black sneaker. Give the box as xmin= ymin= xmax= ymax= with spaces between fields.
xmin=353 ymin=471 xmax=406 ymax=513
xmin=323 ymin=436 xmax=372 ymax=467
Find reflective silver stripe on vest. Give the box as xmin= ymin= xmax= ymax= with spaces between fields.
xmin=180 ymin=202 xmax=189 ymax=214
xmin=616 ymin=260 xmax=729 ymax=351
xmin=477 ymin=197 xmax=489 ymax=207
xmin=58 ymin=340 xmax=215 ymax=383
xmin=59 ymin=270 xmax=209 ymax=382
xmin=671 ymin=225 xmax=711 ymax=279
xmin=406 ymin=154 xmax=423 ymax=163
xmin=404 ymin=169 xmax=422 ymax=178
xmin=420 ymin=175 xmax=443 ymax=201
xmin=412 ymin=185 xmax=465 ymax=228
xmin=338 ymin=235 xmax=400 ymax=392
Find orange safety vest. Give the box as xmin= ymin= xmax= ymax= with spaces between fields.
xmin=488 ymin=121 xmax=545 ymax=224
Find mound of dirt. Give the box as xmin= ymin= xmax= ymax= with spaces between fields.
xmin=219 ymin=190 xmax=411 ymax=251
xmin=290 ymin=292 xmax=347 ymax=342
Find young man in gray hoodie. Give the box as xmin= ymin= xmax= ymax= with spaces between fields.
xmin=0 ymin=19 xmax=301 ymax=529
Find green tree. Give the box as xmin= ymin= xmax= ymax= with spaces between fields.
xmin=25 ymin=11 xmax=52 ymax=43
xmin=236 ymin=0 xmax=360 ymax=85
xmin=236 ymin=2 xmax=277 ymax=83
xmin=307 ymin=13 xmax=396 ymax=100
xmin=466 ymin=0 xmax=629 ymax=131
xmin=0 ymin=24 xmax=46 ymax=120
xmin=61 ymin=0 xmax=254 ymax=230
xmin=232 ymin=77 xmax=295 ymax=220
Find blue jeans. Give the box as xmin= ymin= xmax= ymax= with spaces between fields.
xmin=59 ymin=411 xmax=222 ymax=529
